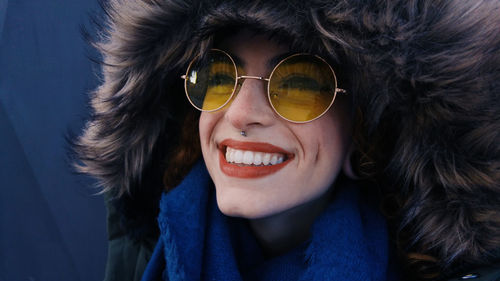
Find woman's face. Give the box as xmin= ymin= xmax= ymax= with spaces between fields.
xmin=199 ymin=30 xmax=353 ymax=219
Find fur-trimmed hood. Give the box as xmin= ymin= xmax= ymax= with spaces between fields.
xmin=75 ymin=0 xmax=500 ymax=279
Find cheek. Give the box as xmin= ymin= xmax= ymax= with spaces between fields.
xmin=199 ymin=113 xmax=209 ymax=145
xmin=199 ymin=112 xmax=219 ymax=149
xmin=308 ymin=118 xmax=347 ymax=154
xmin=301 ymin=113 xmax=351 ymax=177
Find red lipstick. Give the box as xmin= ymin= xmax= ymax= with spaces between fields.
xmin=218 ymin=139 xmax=294 ymax=178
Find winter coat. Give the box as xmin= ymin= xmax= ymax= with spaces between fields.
xmin=74 ymin=0 xmax=500 ymax=280
xmin=102 ymin=192 xmax=157 ymax=281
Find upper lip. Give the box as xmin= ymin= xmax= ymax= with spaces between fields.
xmin=218 ymin=139 xmax=294 ymax=157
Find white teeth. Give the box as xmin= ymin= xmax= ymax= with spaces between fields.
xmin=253 ymin=153 xmax=262 ymax=165
xmin=262 ymin=153 xmax=271 ymax=165
xmin=225 ymin=147 xmax=285 ymax=166
xmin=234 ymin=150 xmax=243 ymax=163
xmin=270 ymin=155 xmax=278 ymax=165
xmin=243 ymin=151 xmax=253 ymax=164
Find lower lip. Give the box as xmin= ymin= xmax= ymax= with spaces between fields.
xmin=219 ymin=150 xmax=292 ymax=178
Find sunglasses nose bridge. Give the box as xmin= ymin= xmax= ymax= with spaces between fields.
xmin=223 ymin=74 xmax=276 ymax=130
xmin=235 ymin=75 xmax=270 ymax=98
xmin=238 ymin=75 xmax=270 ymax=82
xmin=233 ymin=75 xmax=272 ymax=107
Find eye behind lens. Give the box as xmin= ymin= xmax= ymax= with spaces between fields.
xmin=185 ymin=49 xmax=238 ymax=111
xmin=268 ymin=54 xmax=338 ymax=123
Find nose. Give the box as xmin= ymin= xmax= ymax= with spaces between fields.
xmin=223 ymin=77 xmax=275 ymax=131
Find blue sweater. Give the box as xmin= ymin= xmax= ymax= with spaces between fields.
xmin=142 ymin=161 xmax=398 ymax=280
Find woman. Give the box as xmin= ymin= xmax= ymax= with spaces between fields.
xmin=74 ymin=0 xmax=500 ymax=280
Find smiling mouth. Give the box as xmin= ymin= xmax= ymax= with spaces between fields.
xmin=225 ymin=147 xmax=287 ymax=166
xmin=218 ymin=140 xmax=294 ymax=178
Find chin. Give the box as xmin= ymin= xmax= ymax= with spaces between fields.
xmin=214 ymin=188 xmax=286 ymax=219
xmin=214 ymin=184 xmax=311 ymax=219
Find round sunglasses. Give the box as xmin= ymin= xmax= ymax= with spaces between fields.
xmin=181 ymin=49 xmax=346 ymax=123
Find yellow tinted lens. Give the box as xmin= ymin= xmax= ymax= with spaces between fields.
xmin=269 ymin=55 xmax=336 ymax=122
xmin=185 ymin=50 xmax=236 ymax=111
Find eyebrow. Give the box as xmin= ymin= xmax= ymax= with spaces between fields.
xmin=230 ymin=52 xmax=295 ymax=71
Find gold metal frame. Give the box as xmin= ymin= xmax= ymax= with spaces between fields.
xmin=181 ymin=49 xmax=347 ymax=123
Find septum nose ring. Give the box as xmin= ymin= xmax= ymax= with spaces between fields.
xmin=240 ymin=130 xmax=247 ymax=137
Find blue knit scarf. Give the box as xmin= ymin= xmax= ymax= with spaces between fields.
xmin=142 ymin=161 xmax=397 ymax=281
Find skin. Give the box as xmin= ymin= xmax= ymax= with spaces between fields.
xmin=199 ymin=30 xmax=353 ymax=255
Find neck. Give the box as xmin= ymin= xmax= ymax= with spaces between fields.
xmin=247 ymin=186 xmax=335 ymax=257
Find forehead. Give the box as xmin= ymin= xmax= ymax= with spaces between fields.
xmin=215 ymin=29 xmax=290 ymax=68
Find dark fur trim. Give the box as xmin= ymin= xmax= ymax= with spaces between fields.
xmin=74 ymin=0 xmax=500 ymax=278
xmin=313 ymin=0 xmax=500 ymax=277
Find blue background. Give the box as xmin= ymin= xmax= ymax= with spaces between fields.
xmin=0 ymin=0 xmax=107 ymax=280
